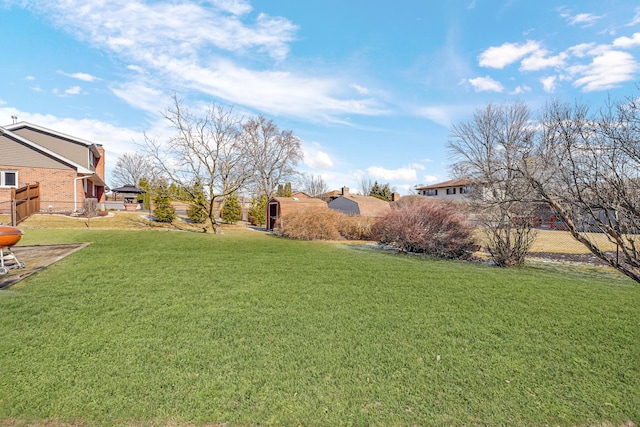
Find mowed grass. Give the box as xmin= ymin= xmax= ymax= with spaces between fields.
xmin=0 ymin=228 xmax=639 ymax=426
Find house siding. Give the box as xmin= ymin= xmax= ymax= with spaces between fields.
xmin=11 ymin=127 xmax=91 ymax=168
xmin=0 ymin=134 xmax=71 ymax=169
xmin=416 ymin=178 xmax=474 ymax=201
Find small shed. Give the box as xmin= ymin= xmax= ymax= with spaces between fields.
xmin=328 ymin=187 xmax=391 ymax=217
xmin=266 ymin=193 xmax=328 ymax=230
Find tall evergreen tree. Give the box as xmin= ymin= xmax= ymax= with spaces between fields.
xmin=187 ymin=181 xmax=208 ymax=223
xmin=153 ymin=183 xmax=176 ymax=222
xmin=369 ymin=181 xmax=393 ymax=201
xmin=221 ymin=192 xmax=242 ymax=223
xmin=248 ymin=194 xmax=267 ymax=226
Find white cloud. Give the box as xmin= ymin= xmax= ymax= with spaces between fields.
xmin=58 ymin=71 xmax=100 ymax=82
xmin=24 ymin=1 xmax=384 ymax=122
xmin=39 ymin=0 xmax=297 ymax=61
xmin=161 ymin=59 xmax=385 ymax=120
xmin=510 ymin=85 xmax=531 ymax=95
xmin=613 ymin=33 xmax=640 ymax=49
xmin=53 ymin=86 xmax=83 ymax=96
xmin=540 ymin=76 xmax=557 ymax=93
xmin=211 ymin=0 xmax=252 ymax=16
xmin=478 ymin=40 xmax=540 ymax=69
xmin=466 ymin=76 xmax=504 ymax=93
xmin=520 ymin=51 xmax=568 ymax=71
xmin=350 ymin=83 xmax=370 ymax=95
xmin=25 ymin=76 xmax=35 ymax=81
xmin=568 ymin=43 xmax=598 ymax=58
xmin=366 ymin=166 xmax=417 ymax=182
xmin=111 ymin=82 xmax=173 ymax=113
xmin=127 ymin=65 xmax=145 ymax=74
xmin=564 ymin=13 xmax=603 ymax=27
xmin=65 ymin=86 xmax=82 ymax=95
xmin=303 ymin=143 xmax=334 ymax=170
xmin=569 ymin=49 xmax=640 ymax=92
xmin=628 ymin=8 xmax=640 ymax=26
xmin=557 ymin=7 xmax=603 ymax=27
xmin=416 ymin=106 xmax=455 ymax=127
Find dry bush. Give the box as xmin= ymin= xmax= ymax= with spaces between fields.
xmin=275 ymin=208 xmax=342 ymax=240
xmin=336 ymin=215 xmax=375 ymax=240
xmin=372 ymin=200 xmax=476 ymax=259
xmin=275 ymin=209 xmax=375 ymax=241
xmin=390 ymin=195 xmax=431 ymax=209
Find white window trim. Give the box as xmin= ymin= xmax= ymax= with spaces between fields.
xmin=0 ymin=170 xmax=18 ymax=188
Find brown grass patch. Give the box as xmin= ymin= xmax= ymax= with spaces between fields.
xmin=11 ymin=212 xmax=214 ymax=233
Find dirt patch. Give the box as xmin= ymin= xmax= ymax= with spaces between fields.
xmin=528 ymin=251 xmax=618 ymax=266
xmin=0 ymin=243 xmax=89 ymax=288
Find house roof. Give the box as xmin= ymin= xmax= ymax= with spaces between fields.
xmin=415 ymin=178 xmax=473 ymax=191
xmin=0 ymin=126 xmax=105 ymax=187
xmin=269 ymin=196 xmax=327 ymax=208
xmin=329 ymin=193 xmax=391 ymax=217
xmin=320 ymin=189 xmax=342 ymax=199
xmin=4 ymin=121 xmax=103 ymax=158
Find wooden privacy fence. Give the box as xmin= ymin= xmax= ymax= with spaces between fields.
xmin=11 ymin=183 xmax=40 ymax=226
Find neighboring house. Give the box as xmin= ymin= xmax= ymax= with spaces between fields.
xmin=0 ymin=122 xmax=106 ymax=212
xmin=266 ymin=192 xmax=328 ymax=230
xmin=415 ymin=178 xmax=474 ymax=201
xmin=328 ymin=187 xmax=391 ymax=217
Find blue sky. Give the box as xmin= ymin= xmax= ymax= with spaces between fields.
xmin=2 ymin=0 xmax=640 ymax=194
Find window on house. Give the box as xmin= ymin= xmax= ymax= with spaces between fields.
xmin=0 ymin=170 xmax=17 ymax=188
xmin=460 ymin=186 xmax=473 ymax=194
xmin=446 ymin=188 xmax=456 ymax=195
xmin=424 ymin=189 xmax=438 ymax=196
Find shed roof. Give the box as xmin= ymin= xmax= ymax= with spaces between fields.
xmin=329 ymin=194 xmax=391 ymax=217
xmin=269 ymin=196 xmax=327 ymax=211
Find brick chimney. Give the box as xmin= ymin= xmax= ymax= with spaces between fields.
xmin=95 ymin=144 xmax=106 ymax=203
xmin=342 ymin=186 xmax=349 ymax=195
xmin=391 ymin=192 xmax=401 ymax=202
xmin=95 ymin=145 xmax=105 ymax=178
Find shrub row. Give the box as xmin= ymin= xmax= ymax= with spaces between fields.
xmin=372 ymin=199 xmax=475 ymax=260
xmin=275 ymin=199 xmax=476 ymax=260
xmin=274 ymin=209 xmax=374 ymax=241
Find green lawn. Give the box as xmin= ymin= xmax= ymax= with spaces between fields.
xmin=1 ymin=228 xmax=639 ymax=426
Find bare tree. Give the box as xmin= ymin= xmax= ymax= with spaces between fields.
xmin=143 ymin=95 xmax=251 ymax=233
xmin=111 ymin=152 xmax=155 ymax=188
xmin=301 ymin=173 xmax=329 ymax=197
xmin=358 ymin=177 xmax=374 ymax=196
xmin=452 ymin=94 xmax=640 ymax=282
xmin=242 ymin=115 xmax=303 ymax=197
xmin=448 ymin=101 xmax=538 ymax=266
xmin=523 ymin=98 xmax=640 ymax=282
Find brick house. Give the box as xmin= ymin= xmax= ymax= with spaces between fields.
xmin=0 ymin=122 xmax=106 ymax=212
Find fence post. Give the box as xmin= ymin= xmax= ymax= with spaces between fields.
xmin=10 ymin=188 xmax=16 ymax=226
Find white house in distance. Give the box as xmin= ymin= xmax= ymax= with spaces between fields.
xmin=415 ymin=178 xmax=473 ymax=201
